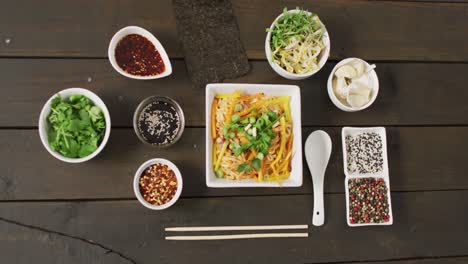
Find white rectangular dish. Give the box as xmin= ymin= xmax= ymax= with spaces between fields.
xmin=341 ymin=127 xmax=393 ymax=226
xmin=342 ymin=126 xmax=389 ymax=178
xmin=205 ymin=83 xmax=303 ymax=188
xmin=344 ymin=176 xmax=393 ymax=227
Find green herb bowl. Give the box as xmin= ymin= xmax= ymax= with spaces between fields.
xmin=38 ymin=88 xmax=111 ymax=163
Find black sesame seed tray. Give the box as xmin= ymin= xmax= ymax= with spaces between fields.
xmin=342 ymin=127 xmax=388 ymax=177
xmin=341 ymin=127 xmax=393 ymax=227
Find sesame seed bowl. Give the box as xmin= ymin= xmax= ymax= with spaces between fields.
xmin=133 ymin=158 xmax=183 ymax=210
xmin=133 ymin=96 xmax=185 ymax=148
xmin=341 ymin=127 xmax=389 ymax=178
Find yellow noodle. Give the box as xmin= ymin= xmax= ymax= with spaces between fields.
xmin=212 ymin=92 xmax=293 ymax=183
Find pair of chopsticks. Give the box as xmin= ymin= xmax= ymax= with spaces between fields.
xmin=165 ymin=225 xmax=309 ymax=241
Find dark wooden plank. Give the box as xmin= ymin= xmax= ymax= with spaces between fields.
xmin=339 ymin=257 xmax=468 ymax=264
xmin=1 ymin=127 xmax=467 ymax=200
xmin=0 ymin=59 xmax=204 ymax=127
xmin=0 ymin=217 xmax=131 ymax=264
xmin=380 ymin=0 xmax=468 ymax=2
xmin=0 ymin=0 xmax=467 ymax=61
xmin=233 ymin=0 xmax=468 ymax=61
xmin=0 ymin=191 xmax=467 ymax=263
xmin=1 ymin=59 xmax=467 ymax=127
xmin=0 ymin=0 xmax=181 ymax=58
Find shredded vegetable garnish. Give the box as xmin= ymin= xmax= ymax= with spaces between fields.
xmin=267 ymin=7 xmax=326 ymax=74
xmin=212 ymin=90 xmax=293 ymax=182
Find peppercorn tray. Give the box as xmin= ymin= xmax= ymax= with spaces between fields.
xmin=342 ymin=127 xmax=393 ymax=226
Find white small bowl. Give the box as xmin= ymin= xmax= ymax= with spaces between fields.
xmin=38 ymin=88 xmax=111 ymax=163
xmin=265 ymin=9 xmax=330 ymax=80
xmin=108 ymin=26 xmax=172 ymax=80
xmin=327 ymin=58 xmax=379 ymax=112
xmin=133 ymin=158 xmax=183 ymax=210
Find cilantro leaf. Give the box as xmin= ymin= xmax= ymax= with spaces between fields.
xmin=252 ymin=158 xmax=261 ymax=170
xmin=46 ymin=95 xmax=106 ymax=158
xmin=237 ymin=163 xmax=251 ymax=173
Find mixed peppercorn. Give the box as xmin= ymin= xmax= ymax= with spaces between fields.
xmin=348 ymin=177 xmax=390 ymax=224
xmin=139 ymin=163 xmax=178 ymax=206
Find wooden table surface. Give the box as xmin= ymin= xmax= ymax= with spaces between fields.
xmin=1 ymin=1 xmax=467 ymax=263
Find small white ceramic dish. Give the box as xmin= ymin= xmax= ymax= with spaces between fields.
xmin=108 ymin=26 xmax=172 ymax=80
xmin=341 ymin=127 xmax=393 ymax=227
xmin=327 ymin=58 xmax=379 ymax=112
xmin=342 ymin=127 xmax=389 ymax=177
xmin=133 ymin=158 xmax=183 ymax=210
xmin=205 ymin=83 xmax=303 ymax=188
xmin=38 ymin=88 xmax=111 ymax=163
xmin=345 ymin=176 xmax=393 ymax=227
xmin=265 ymin=9 xmax=330 ymax=80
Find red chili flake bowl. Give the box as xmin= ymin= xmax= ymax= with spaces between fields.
xmin=108 ymin=26 xmax=172 ymax=80
xmin=133 ymin=158 xmax=183 ymax=210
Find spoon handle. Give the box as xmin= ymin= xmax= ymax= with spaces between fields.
xmin=312 ymin=181 xmax=324 ymax=226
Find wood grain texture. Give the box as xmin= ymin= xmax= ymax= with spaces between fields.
xmin=1 ymin=59 xmax=467 ymax=127
xmin=0 ymin=0 xmax=466 ymax=61
xmin=233 ymin=0 xmax=468 ymax=61
xmin=1 ymin=127 xmax=467 ymax=200
xmin=0 ymin=0 xmax=180 ymax=58
xmin=1 ymin=1 xmax=466 ymax=263
xmin=0 ymin=217 xmax=132 ymax=264
xmin=339 ymin=257 xmax=468 ymax=264
xmin=0 ymin=191 xmax=467 ymax=263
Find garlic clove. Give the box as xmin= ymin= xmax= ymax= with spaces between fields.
xmin=335 ymin=65 xmax=357 ymax=79
xmin=347 ymin=82 xmax=372 ymax=108
xmin=347 ymin=94 xmax=368 ymax=108
xmin=349 ymin=82 xmax=372 ymax=98
xmin=350 ymin=61 xmax=365 ymax=78
xmin=333 ymin=77 xmax=349 ymax=100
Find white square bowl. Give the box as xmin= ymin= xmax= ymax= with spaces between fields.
xmin=345 ymin=176 xmax=393 ymax=227
xmin=342 ymin=126 xmax=389 ymax=178
xmin=205 ymin=83 xmax=303 ymax=188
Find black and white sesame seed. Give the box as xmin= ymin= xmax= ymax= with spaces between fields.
xmin=137 ymin=101 xmax=181 ymax=146
xmin=345 ymin=132 xmax=384 ymax=174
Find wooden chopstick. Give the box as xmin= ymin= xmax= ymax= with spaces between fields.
xmin=166 ymin=233 xmax=308 ymax=241
xmin=165 ymin=224 xmax=308 ymax=232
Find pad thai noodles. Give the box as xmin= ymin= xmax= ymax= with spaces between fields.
xmin=211 ymin=90 xmax=293 ymax=182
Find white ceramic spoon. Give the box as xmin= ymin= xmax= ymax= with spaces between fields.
xmin=305 ymin=130 xmax=332 ymax=226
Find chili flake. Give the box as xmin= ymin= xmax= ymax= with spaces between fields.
xmin=115 ymin=34 xmax=165 ymax=76
xmin=139 ymin=163 xmax=178 ymax=206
